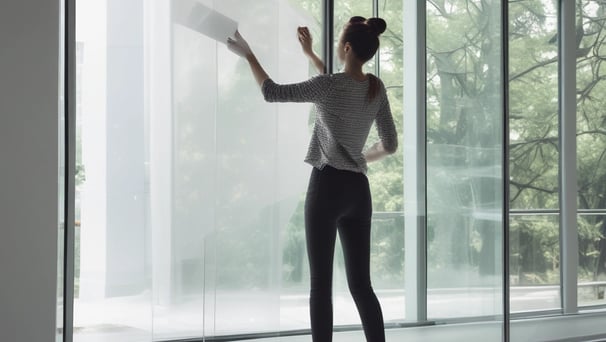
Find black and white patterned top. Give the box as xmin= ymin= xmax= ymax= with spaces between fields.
xmin=262 ymin=72 xmax=398 ymax=174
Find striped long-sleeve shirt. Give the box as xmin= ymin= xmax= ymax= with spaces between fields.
xmin=262 ymin=72 xmax=398 ymax=174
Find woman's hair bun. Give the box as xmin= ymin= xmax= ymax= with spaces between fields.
xmin=366 ymin=17 xmax=386 ymax=35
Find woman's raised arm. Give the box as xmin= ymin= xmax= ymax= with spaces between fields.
xmin=227 ymin=31 xmax=270 ymax=88
xmin=297 ymin=26 xmax=325 ymax=75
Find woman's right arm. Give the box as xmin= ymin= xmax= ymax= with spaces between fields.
xmin=228 ymin=30 xmax=330 ymax=103
xmin=227 ymin=31 xmax=270 ymax=88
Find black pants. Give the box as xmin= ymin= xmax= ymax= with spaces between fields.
xmin=304 ymin=165 xmax=385 ymax=342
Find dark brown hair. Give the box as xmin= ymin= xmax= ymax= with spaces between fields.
xmin=341 ymin=16 xmax=387 ymax=100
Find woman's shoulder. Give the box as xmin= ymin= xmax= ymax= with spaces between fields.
xmin=308 ymin=73 xmax=335 ymax=85
xmin=366 ymin=73 xmax=386 ymax=87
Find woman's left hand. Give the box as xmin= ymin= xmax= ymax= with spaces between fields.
xmin=297 ymin=26 xmax=314 ymax=56
xmin=227 ymin=30 xmax=253 ymax=58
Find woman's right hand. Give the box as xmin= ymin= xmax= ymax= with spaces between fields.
xmin=227 ymin=30 xmax=253 ymax=58
xmin=297 ymin=26 xmax=314 ymax=56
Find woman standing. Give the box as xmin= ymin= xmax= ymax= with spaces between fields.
xmin=228 ymin=16 xmax=397 ymax=342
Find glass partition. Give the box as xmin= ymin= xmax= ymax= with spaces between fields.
xmin=508 ymin=0 xmax=561 ymax=313
xmin=74 ymin=0 xmax=322 ymax=340
xmin=576 ymin=0 xmax=606 ymax=308
xmin=509 ymin=214 xmax=560 ymax=311
xmin=369 ymin=0 xmax=406 ymax=322
xmin=426 ymin=0 xmax=505 ymax=320
xmin=74 ymin=0 xmax=153 ymax=340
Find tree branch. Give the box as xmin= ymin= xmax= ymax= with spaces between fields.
xmin=509 ymin=57 xmax=557 ymax=82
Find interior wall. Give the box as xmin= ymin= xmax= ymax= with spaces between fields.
xmin=0 ymin=0 xmax=61 ymax=340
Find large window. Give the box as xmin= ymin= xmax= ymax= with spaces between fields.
xmin=66 ymin=0 xmax=606 ymax=341
xmin=74 ymin=0 xmax=324 ymax=339
xmin=508 ymin=0 xmax=606 ymax=313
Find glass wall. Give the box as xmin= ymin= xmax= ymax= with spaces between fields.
xmin=73 ymin=0 xmax=505 ymax=339
xmin=426 ymin=0 xmax=505 ymax=319
xmin=66 ymin=0 xmax=606 ymax=341
xmin=74 ymin=0 xmax=153 ymax=340
xmin=508 ymin=0 xmax=561 ymax=312
xmin=508 ymin=0 xmax=606 ymax=312
xmin=576 ymin=0 xmax=606 ymax=308
xmin=73 ymin=0 xmax=329 ymax=340
xmin=369 ymin=0 xmax=406 ymax=322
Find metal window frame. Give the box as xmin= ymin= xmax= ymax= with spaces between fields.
xmin=63 ymin=0 xmax=76 ymax=341
xmin=502 ymin=0 xmax=511 ymax=340
xmin=322 ymin=0 xmax=334 ymax=74
xmin=402 ymin=0 xmax=428 ymax=324
xmin=372 ymin=0 xmax=380 ymax=76
xmin=558 ymin=0 xmax=579 ymax=316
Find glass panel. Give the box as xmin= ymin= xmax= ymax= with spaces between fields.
xmin=211 ymin=0 xmax=283 ymax=334
xmin=74 ymin=1 xmax=152 ymax=340
xmin=370 ymin=0 xmax=406 ymax=322
xmin=576 ymin=0 xmax=606 ymax=307
xmin=76 ymin=0 xmax=323 ymax=340
xmin=508 ymin=0 xmax=560 ymax=313
xmin=509 ymin=215 xmax=561 ymax=312
xmin=508 ymin=0 xmax=559 ymax=211
xmin=426 ymin=0 xmax=504 ymax=319
xmin=369 ymin=215 xmax=405 ymax=321
xmin=278 ymin=1 xmax=323 ymax=332
xmin=578 ymin=214 xmax=606 ymax=307
xmin=333 ymin=0 xmax=373 ymax=73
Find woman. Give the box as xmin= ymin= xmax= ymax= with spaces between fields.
xmin=228 ymin=16 xmax=397 ymax=342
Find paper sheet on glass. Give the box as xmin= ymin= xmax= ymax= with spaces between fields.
xmin=173 ymin=0 xmax=238 ymax=44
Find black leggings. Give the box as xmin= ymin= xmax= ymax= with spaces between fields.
xmin=304 ymin=165 xmax=385 ymax=342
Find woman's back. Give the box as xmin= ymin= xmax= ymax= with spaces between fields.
xmin=262 ymin=72 xmax=397 ymax=174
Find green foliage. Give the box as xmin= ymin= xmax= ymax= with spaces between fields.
xmin=509 ymin=0 xmax=606 ymax=284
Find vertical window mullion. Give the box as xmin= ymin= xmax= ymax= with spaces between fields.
xmin=403 ymin=0 xmax=427 ymax=323
xmin=373 ymin=0 xmax=379 ymax=76
xmin=559 ymin=0 xmax=579 ymax=315
xmin=323 ymin=0 xmax=334 ymax=74
xmin=502 ymin=0 xmax=510 ymax=339
xmin=64 ymin=0 xmax=76 ymax=340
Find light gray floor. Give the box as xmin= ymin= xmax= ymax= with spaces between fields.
xmin=68 ymin=287 xmax=606 ymax=342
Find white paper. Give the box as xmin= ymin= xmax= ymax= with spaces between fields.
xmin=172 ymin=0 xmax=238 ymax=44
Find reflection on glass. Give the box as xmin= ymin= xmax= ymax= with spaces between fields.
xmin=576 ymin=0 xmax=606 ymax=307
xmin=426 ymin=0 xmax=504 ymax=319
xmin=509 ymin=215 xmax=560 ymax=312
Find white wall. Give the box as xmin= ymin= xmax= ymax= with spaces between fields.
xmin=0 ymin=0 xmax=60 ymax=341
